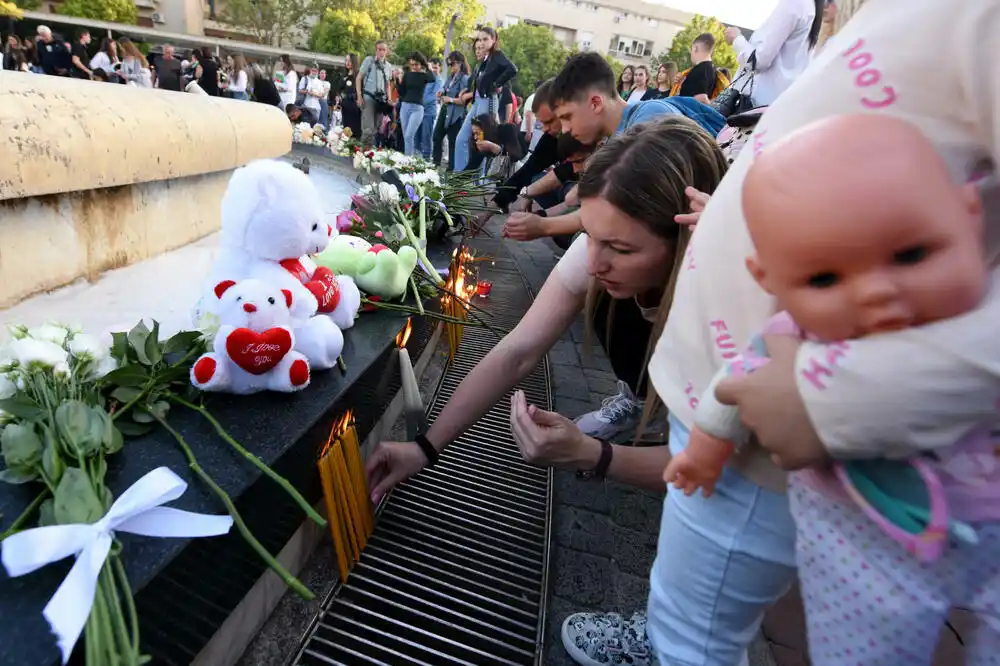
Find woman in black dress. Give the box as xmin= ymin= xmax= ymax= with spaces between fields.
xmin=339 ymin=53 xmax=362 ymax=137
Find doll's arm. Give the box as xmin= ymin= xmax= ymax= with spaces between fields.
xmin=664 ymin=364 xmax=750 ymax=496
xmin=797 ymin=270 xmax=1000 ymax=459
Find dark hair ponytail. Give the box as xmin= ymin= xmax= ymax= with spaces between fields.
xmin=808 ymin=0 xmax=825 ymax=48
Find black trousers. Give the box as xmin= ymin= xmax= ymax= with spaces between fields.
xmin=433 ymin=111 xmax=463 ymax=170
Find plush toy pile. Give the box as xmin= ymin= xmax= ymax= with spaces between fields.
xmin=194 ymin=159 xmax=363 ymax=392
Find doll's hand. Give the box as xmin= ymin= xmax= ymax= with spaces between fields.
xmin=715 ymin=334 xmax=829 ymax=470
xmin=662 ymin=428 xmax=735 ymax=497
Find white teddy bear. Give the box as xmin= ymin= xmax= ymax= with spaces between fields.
xmin=198 ymin=159 xmax=360 ymax=369
xmin=191 ymin=279 xmax=311 ymax=394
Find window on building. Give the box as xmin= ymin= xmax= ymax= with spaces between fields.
xmin=502 ymin=15 xmax=520 ymax=27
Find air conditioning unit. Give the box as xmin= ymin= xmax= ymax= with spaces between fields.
xmin=151 ymin=12 xmax=165 ymax=23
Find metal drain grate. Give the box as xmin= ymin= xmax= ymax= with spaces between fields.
xmin=291 ymin=246 xmax=553 ymax=666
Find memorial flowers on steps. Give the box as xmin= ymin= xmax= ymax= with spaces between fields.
xmin=0 ymin=321 xmax=325 ymax=664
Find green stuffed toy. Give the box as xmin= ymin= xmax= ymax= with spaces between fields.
xmin=314 ymin=235 xmax=418 ymax=299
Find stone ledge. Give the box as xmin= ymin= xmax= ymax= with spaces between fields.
xmin=0 ymin=73 xmax=291 ymax=200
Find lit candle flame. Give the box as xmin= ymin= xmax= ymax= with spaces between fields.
xmin=395 ymin=318 xmax=413 ymax=348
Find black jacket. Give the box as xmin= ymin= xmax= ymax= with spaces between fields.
xmin=493 ymin=131 xmax=559 ymax=210
xmin=471 ymin=50 xmax=517 ymax=98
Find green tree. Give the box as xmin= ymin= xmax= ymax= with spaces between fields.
xmin=390 ymin=33 xmax=442 ymax=64
xmin=495 ymin=23 xmax=568 ymax=97
xmin=657 ymin=14 xmax=737 ymax=73
xmin=56 ymin=0 xmax=136 ymax=23
xmin=308 ymin=7 xmax=377 ymax=57
xmin=219 ymin=0 xmax=320 ymax=47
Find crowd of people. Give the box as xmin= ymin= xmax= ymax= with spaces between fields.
xmin=366 ymin=0 xmax=1000 ymax=665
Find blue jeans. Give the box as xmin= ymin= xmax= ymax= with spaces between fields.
xmin=646 ymin=416 xmax=797 ymax=666
xmin=231 ymin=91 xmax=249 ymax=101
xmin=400 ymin=102 xmax=424 ymax=156
xmin=319 ymin=98 xmax=329 ymax=127
xmin=453 ymin=94 xmax=496 ymax=171
xmin=420 ymin=104 xmax=437 ymax=160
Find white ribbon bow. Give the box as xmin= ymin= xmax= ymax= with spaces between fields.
xmin=2 ymin=467 xmax=234 ymax=663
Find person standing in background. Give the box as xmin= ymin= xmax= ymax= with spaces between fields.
xmin=88 ymin=38 xmax=117 ymax=79
xmin=317 ymin=69 xmax=332 ymax=127
xmin=339 ymin=54 xmax=362 ymax=137
xmin=395 ymin=52 xmax=437 ymax=156
xmin=420 ymin=57 xmax=444 ymax=160
xmin=644 ymin=62 xmax=676 ymax=100
xmin=452 ymin=26 xmax=517 ymax=172
xmin=118 ymin=38 xmax=151 ymax=88
xmin=672 ymin=33 xmax=717 ymax=103
xmin=520 ymin=82 xmax=539 ymax=151
xmin=69 ymin=30 xmax=92 ymax=79
xmin=275 ymin=54 xmax=298 ymax=109
xmin=225 ymin=54 xmax=250 ymax=100
xmin=433 ymin=51 xmax=470 ymax=169
xmin=299 ymin=64 xmax=324 ymax=125
xmin=196 ymin=46 xmax=220 ymax=96
xmin=356 ymin=41 xmax=392 ymax=146
xmin=153 ymin=44 xmax=182 ymax=91
xmin=723 ymin=0 xmax=822 ymax=107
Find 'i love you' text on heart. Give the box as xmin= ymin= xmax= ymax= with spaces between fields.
xmin=226 ymin=328 xmax=292 ymax=375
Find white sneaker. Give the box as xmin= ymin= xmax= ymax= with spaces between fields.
xmin=574 ymin=380 xmax=643 ymax=443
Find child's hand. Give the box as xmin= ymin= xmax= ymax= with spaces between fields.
xmin=674 ymin=187 xmax=711 ymax=226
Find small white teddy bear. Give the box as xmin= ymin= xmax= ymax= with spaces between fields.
xmin=198 ymin=159 xmax=359 ymax=369
xmin=191 ymin=279 xmax=311 ymax=394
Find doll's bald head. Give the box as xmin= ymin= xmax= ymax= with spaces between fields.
xmin=742 ymin=114 xmax=986 ymax=340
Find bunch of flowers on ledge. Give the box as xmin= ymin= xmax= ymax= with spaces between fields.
xmin=291 ymin=122 xmax=328 ymax=147
xmin=0 ymin=321 xmax=326 ymax=664
xmin=327 ymin=126 xmax=360 ymax=156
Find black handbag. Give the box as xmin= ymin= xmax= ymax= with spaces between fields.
xmin=712 ymin=52 xmax=756 ymax=118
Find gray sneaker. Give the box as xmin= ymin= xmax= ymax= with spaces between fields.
xmin=561 ymin=611 xmax=658 ymax=666
xmin=575 ymin=380 xmax=643 ymax=443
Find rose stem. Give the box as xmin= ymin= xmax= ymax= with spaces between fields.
xmin=153 ymin=414 xmax=315 ymax=600
xmin=168 ymin=396 xmax=327 ymax=529
xmin=102 ymin=560 xmax=136 ymax=662
xmin=409 ymin=277 xmax=425 ymax=315
xmin=0 ymin=488 xmax=48 ymax=541
xmin=113 ymin=556 xmax=141 ymax=655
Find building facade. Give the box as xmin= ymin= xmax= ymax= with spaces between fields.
xmin=481 ymin=0 xmax=691 ymax=64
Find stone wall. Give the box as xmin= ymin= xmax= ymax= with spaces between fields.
xmin=0 ymin=73 xmax=291 ymax=309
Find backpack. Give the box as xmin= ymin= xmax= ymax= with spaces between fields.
xmin=669 ymin=66 xmax=730 ymax=100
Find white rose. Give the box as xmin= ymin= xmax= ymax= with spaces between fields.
xmin=89 ymin=356 xmax=119 ymax=380
xmin=28 ymin=324 xmax=69 ymax=346
xmin=68 ymin=333 xmax=111 ymax=362
xmin=9 ymin=338 xmax=69 ymax=370
xmin=0 ymin=374 xmax=17 ymax=400
xmin=377 ymin=182 xmax=400 ymax=203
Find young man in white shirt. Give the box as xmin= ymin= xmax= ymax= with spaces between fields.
xmin=633 ymin=2 xmax=1000 ymax=665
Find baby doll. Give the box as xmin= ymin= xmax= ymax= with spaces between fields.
xmin=664 ymin=114 xmax=1000 ymax=664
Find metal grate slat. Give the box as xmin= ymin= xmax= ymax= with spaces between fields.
xmin=291 ymin=236 xmax=553 ymax=666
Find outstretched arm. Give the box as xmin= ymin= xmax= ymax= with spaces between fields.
xmin=426 ymin=274 xmax=585 ymax=451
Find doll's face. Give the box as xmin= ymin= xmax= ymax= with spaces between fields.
xmin=744 ymin=170 xmax=987 ymax=341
